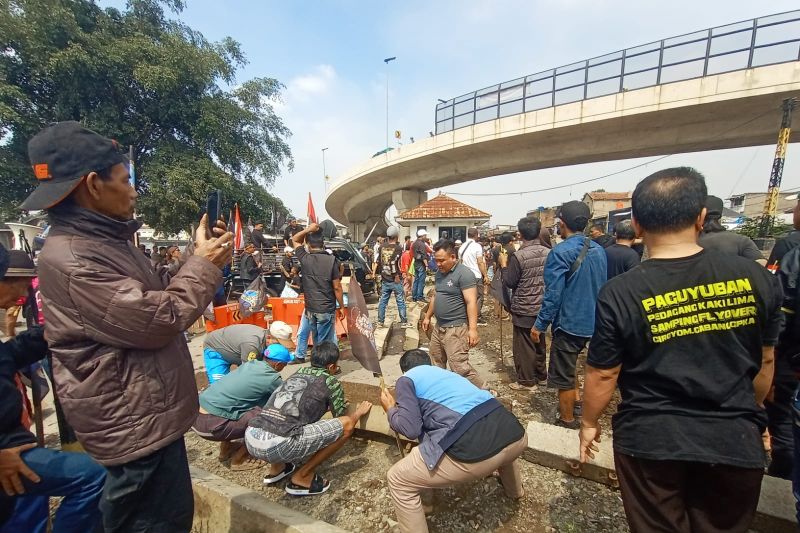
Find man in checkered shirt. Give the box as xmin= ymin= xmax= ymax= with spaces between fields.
xmin=245 ymin=341 xmax=372 ymax=496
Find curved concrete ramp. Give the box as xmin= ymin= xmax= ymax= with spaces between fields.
xmin=326 ymin=62 xmax=800 ymax=227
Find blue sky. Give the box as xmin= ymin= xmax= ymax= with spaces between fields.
xmin=102 ymin=1 xmax=800 ymax=224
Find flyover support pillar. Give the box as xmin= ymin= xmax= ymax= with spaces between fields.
xmin=392 ymin=189 xmax=427 ymax=214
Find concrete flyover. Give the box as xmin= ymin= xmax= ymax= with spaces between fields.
xmin=326 ymin=61 xmax=800 ymax=233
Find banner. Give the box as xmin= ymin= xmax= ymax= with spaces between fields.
xmin=347 ymin=279 xmax=382 ymax=375
xmin=307 ymin=192 xmax=318 ymax=225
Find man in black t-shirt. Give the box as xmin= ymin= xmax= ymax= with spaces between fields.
xmin=292 ymin=223 xmax=344 ymax=346
xmin=604 ymin=220 xmax=640 ymax=280
xmin=251 ymin=222 xmax=270 ymax=250
xmin=580 ymin=167 xmax=783 ymax=533
xmin=283 ymin=219 xmax=305 ymax=247
xmin=411 ymin=230 xmax=431 ymax=302
xmin=373 ymin=226 xmax=409 ymax=328
xmin=589 ymin=224 xmax=615 ymax=248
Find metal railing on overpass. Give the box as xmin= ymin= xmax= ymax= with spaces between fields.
xmin=434 ymin=10 xmax=800 ymax=134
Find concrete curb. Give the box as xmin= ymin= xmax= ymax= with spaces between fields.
xmin=524 ymin=421 xmax=795 ymax=533
xmin=374 ymin=319 xmax=393 ymax=360
xmin=403 ymin=304 xmax=422 ymax=351
xmin=191 ymin=466 xmax=349 ymax=533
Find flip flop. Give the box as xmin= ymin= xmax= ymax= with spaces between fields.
xmin=263 ymin=463 xmax=296 ymax=485
xmin=508 ymin=383 xmax=536 ymax=392
xmin=285 ymin=473 xmax=331 ymax=496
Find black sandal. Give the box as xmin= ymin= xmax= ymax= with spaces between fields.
xmin=285 ymin=473 xmax=331 ymax=496
xmin=263 ymin=463 xmax=295 ymax=485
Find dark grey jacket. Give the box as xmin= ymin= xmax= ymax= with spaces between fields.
xmin=38 ymin=205 xmax=221 ymax=466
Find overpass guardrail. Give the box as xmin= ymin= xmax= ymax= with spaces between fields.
xmin=434 ymin=10 xmax=800 ymax=134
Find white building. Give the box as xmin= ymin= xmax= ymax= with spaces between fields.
xmin=395 ymin=193 xmax=490 ymax=242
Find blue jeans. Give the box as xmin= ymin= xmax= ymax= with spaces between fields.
xmin=295 ymin=311 xmax=311 ymax=359
xmin=0 ymin=494 xmax=48 ymax=533
xmin=306 ymin=311 xmax=337 ymax=347
xmin=0 ymin=447 xmax=105 ymax=533
xmin=378 ymin=281 xmax=407 ymax=323
xmin=413 ymin=265 xmax=426 ymax=301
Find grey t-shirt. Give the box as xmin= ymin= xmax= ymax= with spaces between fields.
xmin=204 ymin=324 xmax=267 ymax=365
xmin=699 ymin=231 xmax=763 ymax=261
xmin=434 ymin=263 xmax=477 ymax=327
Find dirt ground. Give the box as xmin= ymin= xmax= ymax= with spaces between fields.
xmin=185 ymin=301 xmax=629 ymax=532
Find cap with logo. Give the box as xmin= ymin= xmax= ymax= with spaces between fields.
xmin=23 ymin=121 xmax=128 ymax=211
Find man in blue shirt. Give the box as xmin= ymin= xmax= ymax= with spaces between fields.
xmin=531 ymin=201 xmax=606 ymax=429
xmin=381 ymin=349 xmax=526 ymax=533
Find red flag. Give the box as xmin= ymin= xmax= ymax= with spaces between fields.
xmin=347 ymin=279 xmax=382 ymax=375
xmin=307 ymin=193 xmax=318 ymax=225
xmin=233 ymin=204 xmax=244 ymax=250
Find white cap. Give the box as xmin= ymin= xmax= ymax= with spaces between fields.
xmin=269 ymin=320 xmax=293 ymax=340
xmin=416 ymin=229 xmax=428 ymax=237
xmin=455 ymin=239 xmax=462 ymax=245
xmin=786 ymin=193 xmax=798 ymax=201
xmin=284 ymin=246 xmax=293 ymax=253
xmin=386 ymin=226 xmax=399 ymax=238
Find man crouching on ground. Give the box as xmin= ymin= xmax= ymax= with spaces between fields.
xmin=381 ymin=349 xmax=528 ymax=533
xmin=245 ymin=341 xmax=372 ymax=496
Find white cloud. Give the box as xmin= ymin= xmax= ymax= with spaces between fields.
xmin=287 ymin=65 xmax=336 ymax=102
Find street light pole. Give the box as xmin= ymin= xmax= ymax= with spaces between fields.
xmin=321 ymin=147 xmax=329 ymax=191
xmin=384 ymin=56 xmax=396 ymax=150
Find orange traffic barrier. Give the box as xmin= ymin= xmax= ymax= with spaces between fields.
xmin=268 ymin=297 xmax=305 ymax=327
xmin=205 ymin=303 xmax=268 ymax=332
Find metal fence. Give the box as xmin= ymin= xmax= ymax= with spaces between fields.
xmin=435 ymin=10 xmax=800 ymax=134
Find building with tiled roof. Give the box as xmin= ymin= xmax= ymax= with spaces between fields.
xmin=581 ymin=191 xmax=632 ymax=224
xmin=396 ymin=193 xmax=490 ymax=242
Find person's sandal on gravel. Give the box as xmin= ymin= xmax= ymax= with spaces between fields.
xmin=508 ymin=382 xmax=536 ymax=392
xmin=263 ymin=463 xmax=296 ymax=485
xmin=554 ymin=417 xmax=580 ymax=430
xmin=285 ymin=473 xmax=330 ymax=496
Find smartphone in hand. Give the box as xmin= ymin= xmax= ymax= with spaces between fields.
xmin=206 ymin=190 xmax=222 ymax=238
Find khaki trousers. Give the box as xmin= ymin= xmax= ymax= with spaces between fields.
xmin=387 ymin=433 xmax=527 ymax=533
xmin=429 ymin=324 xmax=484 ymax=388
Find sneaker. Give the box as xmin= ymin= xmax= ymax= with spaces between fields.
xmin=554 ymin=418 xmax=580 ymax=430
xmin=376 ymin=322 xmax=387 ymax=329
xmin=399 ymin=321 xmax=412 ymax=329
xmin=477 ymin=319 xmax=488 ymax=326
xmin=288 ymin=355 xmax=306 ymax=365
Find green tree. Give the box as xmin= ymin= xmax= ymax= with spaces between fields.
xmin=0 ymin=0 xmax=292 ymax=232
xmin=733 ymin=216 xmax=792 ymax=240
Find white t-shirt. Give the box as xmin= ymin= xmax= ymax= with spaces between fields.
xmin=458 ymin=238 xmax=482 ymax=279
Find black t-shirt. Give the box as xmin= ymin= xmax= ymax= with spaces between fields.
xmin=446 ymin=406 xmax=524 ymax=463
xmin=604 ymin=244 xmax=641 ymax=280
xmin=281 ymin=256 xmax=293 ymax=280
xmin=768 ymin=230 xmax=800 ymax=266
xmin=412 ymin=239 xmax=428 ymax=269
xmin=283 ymin=224 xmax=305 ymax=243
xmin=588 ymin=250 xmax=783 ymax=469
xmin=378 ymin=243 xmax=403 ymax=282
xmin=295 ymin=246 xmax=341 ymax=313
xmin=593 ymin=234 xmax=615 ymax=248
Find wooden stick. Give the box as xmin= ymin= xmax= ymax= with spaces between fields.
xmin=380 ymin=376 xmax=406 ymax=458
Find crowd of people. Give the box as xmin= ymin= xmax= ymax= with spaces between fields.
xmin=0 ymin=120 xmax=798 ymax=533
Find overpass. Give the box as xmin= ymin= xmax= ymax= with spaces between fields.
xmin=326 ymin=10 xmax=800 ymax=238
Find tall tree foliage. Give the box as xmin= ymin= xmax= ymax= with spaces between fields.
xmin=0 ymin=0 xmax=293 ymax=232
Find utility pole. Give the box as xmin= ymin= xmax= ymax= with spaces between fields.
xmin=384 ymin=57 xmax=396 ymax=150
xmin=759 ymin=98 xmax=795 ymax=238
xmin=322 ymin=147 xmax=329 ymax=191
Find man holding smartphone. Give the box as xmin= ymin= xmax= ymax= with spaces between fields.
xmin=24 ymin=121 xmax=233 ymax=532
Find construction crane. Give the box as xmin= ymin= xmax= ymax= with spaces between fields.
xmin=759 ymin=98 xmax=796 ymax=238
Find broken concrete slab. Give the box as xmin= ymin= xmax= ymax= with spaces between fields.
xmin=374 ymin=319 xmax=393 ymax=360
xmin=403 ymin=305 xmax=422 ymax=351
xmin=191 ymin=466 xmax=349 ymax=533
xmin=523 ymin=421 xmax=795 ymax=532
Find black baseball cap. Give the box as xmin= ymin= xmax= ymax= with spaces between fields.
xmin=557 ymin=201 xmax=591 ymax=231
xmin=705 ymin=195 xmax=724 ymax=216
xmin=22 ymin=121 xmax=128 ymax=211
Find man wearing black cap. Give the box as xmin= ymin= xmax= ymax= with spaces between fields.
xmin=0 ymin=245 xmax=106 ymax=532
xmin=699 ymin=195 xmax=763 ymax=261
xmin=531 ymin=200 xmax=606 ymax=429
xmin=24 ymin=121 xmax=233 ymax=532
